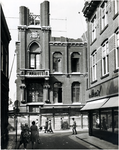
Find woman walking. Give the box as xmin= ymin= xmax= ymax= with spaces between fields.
xmin=18 ymin=123 xmax=30 ymax=149
xmin=30 ymin=121 xmax=39 ymax=149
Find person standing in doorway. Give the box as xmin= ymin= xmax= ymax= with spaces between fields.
xmin=72 ymin=118 xmax=77 ymax=135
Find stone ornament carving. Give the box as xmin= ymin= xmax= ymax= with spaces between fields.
xmin=30 ymin=31 xmax=40 ymax=39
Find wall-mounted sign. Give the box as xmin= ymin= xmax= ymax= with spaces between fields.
xmin=89 ymin=86 xmax=102 ymax=98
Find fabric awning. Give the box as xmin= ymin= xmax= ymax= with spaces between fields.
xmin=81 ymin=98 xmax=108 ymax=111
xmin=101 ymin=96 xmax=119 ymax=108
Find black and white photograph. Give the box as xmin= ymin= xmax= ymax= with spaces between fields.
xmin=0 ymin=0 xmax=119 ymax=149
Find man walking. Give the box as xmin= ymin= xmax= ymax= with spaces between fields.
xmin=72 ymin=118 xmax=77 ymax=134
xmin=61 ymin=118 xmax=63 ymax=130
xmin=44 ymin=118 xmax=48 ymax=133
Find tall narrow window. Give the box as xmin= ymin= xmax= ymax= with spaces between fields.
xmin=53 ymin=52 xmax=62 ymax=72
xmin=115 ymin=29 xmax=119 ymax=69
xmin=100 ymin=2 xmax=108 ymax=31
xmin=102 ymin=40 xmax=109 ymax=76
xmin=53 ymin=82 xmax=62 ymax=103
xmin=29 ymin=42 xmax=41 ymax=69
xmin=71 ymin=52 xmax=80 ymax=72
xmin=91 ymin=15 xmax=96 ymax=42
xmin=91 ymin=50 xmax=97 ymax=81
xmin=72 ymin=82 xmax=80 ymax=103
xmin=27 ymin=83 xmax=43 ymax=103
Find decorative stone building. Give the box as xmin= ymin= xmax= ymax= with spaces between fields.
xmin=1 ymin=4 xmax=11 ymax=148
xmin=81 ymin=0 xmax=119 ymax=144
xmin=15 ymin=1 xmax=88 ymax=129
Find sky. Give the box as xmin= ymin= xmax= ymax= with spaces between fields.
xmin=0 ymin=0 xmax=87 ymax=102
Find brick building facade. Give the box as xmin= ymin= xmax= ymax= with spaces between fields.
xmin=15 ymin=1 xmax=88 ymax=129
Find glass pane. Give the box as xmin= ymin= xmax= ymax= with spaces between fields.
xmin=101 ymin=110 xmax=112 ymax=132
xmin=117 ymin=32 xmax=119 ymax=47
xmin=76 ymin=92 xmax=79 ymax=102
xmin=107 ymin=55 xmax=109 ymax=72
xmin=27 ymin=83 xmax=43 ymax=102
xmin=72 ymin=83 xmax=80 ymax=103
xmin=30 ymin=54 xmax=35 ymax=68
xmin=92 ymin=111 xmax=100 ymax=129
xmin=36 ymin=54 xmax=40 ymax=69
xmin=103 ymin=57 xmax=106 ymax=74
xmin=114 ymin=108 xmax=119 ymax=133
xmin=58 ymin=58 xmax=62 ymax=72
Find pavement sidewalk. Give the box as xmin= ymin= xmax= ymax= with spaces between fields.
xmin=76 ymin=133 xmax=118 ymax=149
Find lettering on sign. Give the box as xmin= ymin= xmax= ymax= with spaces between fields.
xmin=89 ymin=86 xmax=102 ymax=98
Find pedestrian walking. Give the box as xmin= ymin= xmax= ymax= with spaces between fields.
xmin=47 ymin=120 xmax=53 ymax=133
xmin=30 ymin=121 xmax=40 ymax=149
xmin=61 ymin=118 xmax=63 ymax=130
xmin=72 ymin=118 xmax=77 ymax=135
xmin=44 ymin=118 xmax=48 ymax=133
xmin=18 ymin=123 xmax=30 ymax=149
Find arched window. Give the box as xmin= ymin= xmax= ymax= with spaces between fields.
xmin=71 ymin=52 xmax=80 ymax=72
xmin=53 ymin=52 xmax=62 ymax=72
xmin=72 ymin=82 xmax=80 ymax=103
xmin=53 ymin=82 xmax=62 ymax=103
xmin=29 ymin=42 xmax=41 ymax=69
xmin=27 ymin=83 xmax=43 ymax=102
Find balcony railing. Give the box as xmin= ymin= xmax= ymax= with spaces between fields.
xmin=18 ymin=69 xmax=49 ymax=78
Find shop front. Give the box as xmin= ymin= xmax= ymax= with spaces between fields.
xmin=81 ymin=96 xmax=119 ymax=144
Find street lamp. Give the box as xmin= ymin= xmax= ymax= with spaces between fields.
xmin=14 ymin=100 xmax=20 ymax=143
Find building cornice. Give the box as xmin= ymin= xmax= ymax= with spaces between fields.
xmin=82 ymin=0 xmax=101 ymax=20
xmin=49 ymin=41 xmax=87 ymax=47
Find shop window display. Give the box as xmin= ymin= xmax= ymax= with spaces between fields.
xmin=114 ymin=108 xmax=118 ymax=133
xmin=92 ymin=111 xmax=100 ymax=129
xmin=101 ymin=110 xmax=112 ymax=132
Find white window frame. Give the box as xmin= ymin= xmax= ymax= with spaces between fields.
xmin=114 ymin=0 xmax=118 ymax=15
xmin=91 ymin=16 xmax=96 ymax=42
xmin=101 ymin=2 xmax=108 ymax=31
xmin=115 ymin=29 xmax=119 ymax=69
xmin=91 ymin=51 xmax=97 ymax=81
xmin=102 ymin=40 xmax=109 ymax=76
